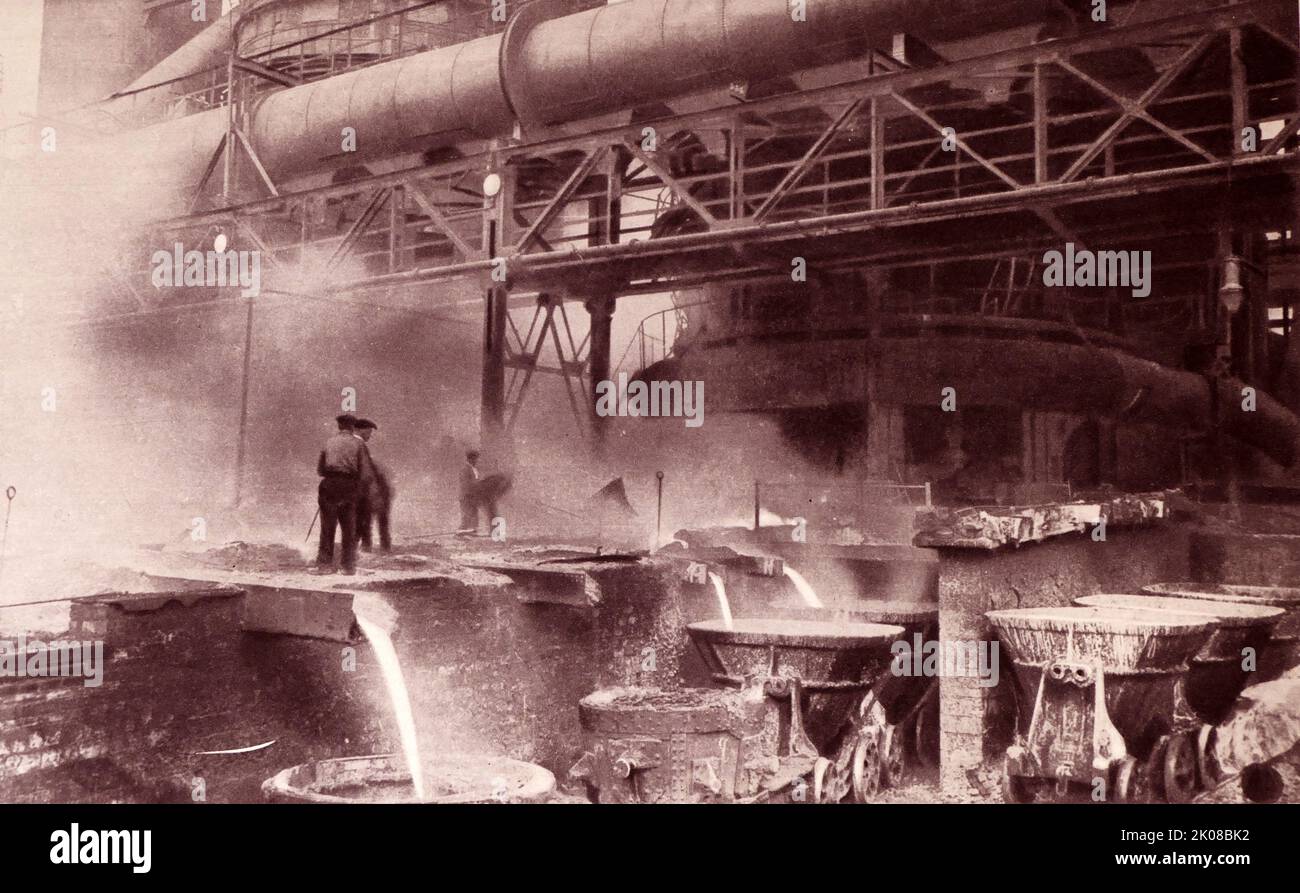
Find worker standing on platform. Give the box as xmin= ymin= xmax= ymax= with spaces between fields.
xmin=457 ymin=449 xmax=511 ymax=536
xmin=354 ymin=418 xmax=394 ymax=552
xmin=314 ymin=413 xmax=369 ymax=574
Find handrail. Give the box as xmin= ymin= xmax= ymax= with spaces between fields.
xmin=614 ymin=297 xmax=717 ymax=375
xmin=114 ymin=2 xmax=507 ymax=123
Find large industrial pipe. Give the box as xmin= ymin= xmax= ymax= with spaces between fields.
xmin=683 ymin=335 xmax=1300 ymax=466
xmin=28 ymin=0 xmax=1050 ymax=219
xmin=892 ymin=337 xmax=1300 ymax=466
xmin=249 ymin=0 xmax=1049 ymax=175
xmin=100 ymin=10 xmax=237 ymax=126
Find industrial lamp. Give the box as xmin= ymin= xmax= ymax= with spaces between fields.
xmin=1219 ymin=255 xmax=1244 ymax=314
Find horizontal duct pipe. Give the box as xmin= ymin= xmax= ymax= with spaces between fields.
xmin=248 ymin=0 xmax=1048 ymax=177
xmin=889 ymin=338 xmax=1300 ymax=468
xmin=29 ymin=0 xmax=1050 ymax=219
xmin=684 ymin=334 xmax=1300 ymax=467
xmin=100 ymin=10 xmax=237 ymax=126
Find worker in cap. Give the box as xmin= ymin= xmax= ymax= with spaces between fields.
xmin=458 ymin=449 xmax=510 ymax=536
xmin=313 ymin=413 xmax=372 ymax=574
xmin=354 ymin=419 xmax=394 ymax=552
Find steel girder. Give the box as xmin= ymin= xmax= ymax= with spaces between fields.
xmin=149 ymin=0 xmax=1298 ymax=304
xmin=126 ymin=0 xmax=1300 ymax=447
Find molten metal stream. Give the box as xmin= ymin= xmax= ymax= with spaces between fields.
xmin=354 ymin=612 xmax=427 ymax=802
xmin=783 ymin=565 xmax=825 ymax=609
xmin=707 ymin=572 xmax=734 ymax=631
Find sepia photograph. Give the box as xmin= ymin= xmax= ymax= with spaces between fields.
xmin=0 ymin=0 xmax=1298 ymax=875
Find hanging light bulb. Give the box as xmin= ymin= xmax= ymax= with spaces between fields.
xmin=1219 ymin=254 xmax=1244 ymax=314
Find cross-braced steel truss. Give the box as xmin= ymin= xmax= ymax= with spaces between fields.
xmin=139 ymin=0 xmax=1299 ymax=447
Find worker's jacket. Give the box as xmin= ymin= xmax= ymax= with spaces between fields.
xmin=459 ymin=463 xmax=479 ymax=499
xmin=363 ymin=459 xmax=394 ymax=506
xmin=318 ymin=432 xmax=367 ymax=477
xmin=318 ymin=434 xmax=376 ymax=497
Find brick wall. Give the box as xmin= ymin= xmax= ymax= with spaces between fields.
xmin=0 ymin=586 xmax=275 ymax=802
xmin=0 ymin=559 xmax=721 ymax=803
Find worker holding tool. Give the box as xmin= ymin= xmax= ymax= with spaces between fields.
xmin=313 ymin=413 xmax=370 ymax=574
xmin=458 ymin=449 xmax=511 ymax=536
xmin=354 ymin=418 xmax=394 ymax=552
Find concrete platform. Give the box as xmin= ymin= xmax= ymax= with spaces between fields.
xmin=127 ymin=551 xmax=511 ymax=643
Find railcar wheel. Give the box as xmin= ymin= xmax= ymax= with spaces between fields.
xmin=1112 ymin=756 xmax=1138 ymax=802
xmin=880 ymin=724 xmax=906 ymax=788
xmin=812 ymin=757 xmax=831 ymax=803
xmin=1144 ymin=738 xmax=1169 ymax=802
xmin=914 ymin=698 xmax=940 ymax=768
xmin=851 ymin=731 xmax=882 ymax=802
xmin=1163 ymin=732 xmax=1198 ymax=804
xmin=1129 ymin=759 xmax=1155 ymax=804
xmin=1196 ymin=725 xmax=1221 ymax=788
xmin=1241 ymin=763 xmax=1284 ymax=803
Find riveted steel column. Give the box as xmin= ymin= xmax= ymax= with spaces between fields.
xmin=586 ymin=295 xmax=616 ymax=445
xmin=482 ymin=282 xmax=509 ymax=452
xmin=481 ymin=162 xmax=513 ymax=453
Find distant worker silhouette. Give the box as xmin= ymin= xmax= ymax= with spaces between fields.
xmin=457 ymin=450 xmax=510 ymax=536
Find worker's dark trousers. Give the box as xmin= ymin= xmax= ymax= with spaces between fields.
xmin=458 ymin=496 xmax=498 ymax=534
xmin=357 ymin=497 xmax=392 ymax=552
xmin=317 ymin=476 xmax=360 ymax=571
xmin=459 ymin=495 xmax=477 ymax=531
